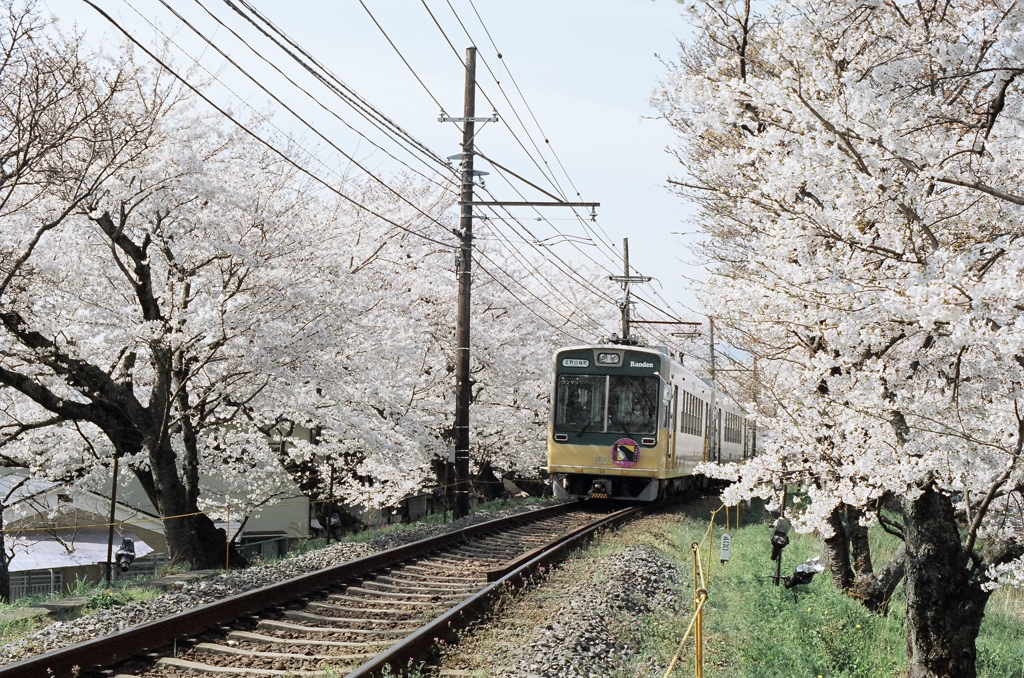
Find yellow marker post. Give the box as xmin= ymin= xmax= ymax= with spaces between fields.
xmin=706 ymin=518 xmax=714 ymax=582
xmin=695 ymin=588 xmax=707 ymax=678
xmin=691 ymin=541 xmax=700 ymax=598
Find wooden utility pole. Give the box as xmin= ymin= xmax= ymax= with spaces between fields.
xmin=442 ymin=48 xmax=599 ymax=519
xmin=608 ymin=238 xmax=650 ymax=344
xmin=621 ymin=238 xmax=631 ymax=339
xmin=709 ymin=316 xmax=716 ymax=384
xmin=452 ymin=46 xmax=477 ymax=520
xmin=105 ymin=455 xmax=120 ymax=585
xmin=708 ymin=316 xmax=718 ymax=463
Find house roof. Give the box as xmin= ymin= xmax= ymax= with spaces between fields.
xmin=0 ymin=472 xmax=57 ymax=505
xmin=2 ymin=469 xmax=164 ymax=537
xmin=6 ymin=530 xmax=155 ymax=572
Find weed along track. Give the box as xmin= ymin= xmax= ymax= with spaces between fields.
xmin=0 ymin=503 xmax=641 ymax=678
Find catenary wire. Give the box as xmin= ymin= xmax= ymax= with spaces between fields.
xmin=227 ymin=3 xmax=625 ymax=343
xmin=472 ymin=187 xmax=621 ymax=312
xmin=476 ymin=219 xmax=619 ymax=334
xmin=140 ymin=0 xmax=457 ymax=240
xmin=103 ymin=0 xmax=351 ymax=198
xmin=192 ymin=0 xmax=458 ymax=194
xmin=473 ymin=252 xmax=606 ymax=343
xmin=439 ymin=0 xmax=623 ymax=264
xmin=230 ymin=0 xmax=454 ymax=174
xmin=466 ymin=164 xmax=685 ymax=343
xmin=83 ymin=0 xmax=455 ymax=250
xmin=467 ymin=0 xmax=620 ymax=252
xmin=417 ymin=0 xmax=574 ymax=205
xmin=229 ymin=1 xmax=452 ymax=178
xmin=440 ymin=0 xmax=570 ymax=200
xmin=118 ymin=1 xmax=688 ymax=351
xmin=349 ymin=1 xmax=655 ymax=329
xmin=474 ymin=170 xmax=689 ymax=348
xmin=235 ymin=1 xmax=700 ymax=358
xmin=356 ymin=0 xmax=448 ymax=115
xmin=180 ymin=0 xmax=458 ymax=211
xmin=351 ymin=1 xmax=626 ymax=330
xmin=130 ymin=0 xmax=638 ymax=339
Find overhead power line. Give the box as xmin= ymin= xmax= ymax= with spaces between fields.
xmin=153 ymin=0 xmax=457 ymax=237
xmin=84 ymin=0 xmax=455 ymax=250
xmin=92 ymin=1 xmax=688 ymax=351
xmin=341 ymin=1 xmax=660 ymax=340
xmin=228 ymin=0 xmax=455 ymax=173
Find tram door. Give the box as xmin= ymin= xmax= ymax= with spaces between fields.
xmin=667 ymin=385 xmax=678 ymax=471
xmin=702 ymin=402 xmax=710 ymax=463
xmin=713 ymin=407 xmax=722 ymax=462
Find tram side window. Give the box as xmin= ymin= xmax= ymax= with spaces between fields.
xmin=555 ymin=374 xmax=606 ymax=432
xmin=681 ymin=391 xmax=703 ymax=436
xmin=724 ymin=412 xmax=743 ymax=443
xmin=688 ymin=393 xmax=697 ymax=436
xmin=607 ymin=375 xmax=659 ymax=435
xmin=687 ymin=395 xmax=693 ymax=432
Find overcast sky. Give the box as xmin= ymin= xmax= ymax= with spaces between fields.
xmin=45 ymin=0 xmax=703 ymax=336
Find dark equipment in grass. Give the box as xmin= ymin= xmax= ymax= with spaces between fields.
xmin=785 ymin=557 xmax=824 ymax=589
xmin=769 ymin=517 xmax=791 ymax=586
xmin=115 ymin=538 xmax=136 ymax=572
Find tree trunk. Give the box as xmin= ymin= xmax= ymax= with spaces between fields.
xmin=145 ymin=470 xmax=243 ymax=570
xmin=822 ymin=504 xmax=856 ymax=590
xmin=903 ymin=488 xmax=990 ymax=678
xmin=139 ymin=435 xmax=225 ymax=569
xmin=846 ymin=505 xmax=873 ymax=574
xmin=851 ymin=543 xmax=905 ymax=614
xmin=0 ymin=503 xmax=10 ymax=603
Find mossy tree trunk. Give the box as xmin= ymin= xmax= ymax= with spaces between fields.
xmin=903 ymin=488 xmax=990 ymax=678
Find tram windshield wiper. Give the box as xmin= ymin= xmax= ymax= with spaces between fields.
xmin=610 ymin=417 xmax=632 ymax=439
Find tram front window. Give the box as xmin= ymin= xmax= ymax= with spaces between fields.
xmin=555 ymin=374 xmax=605 ymax=432
xmin=607 ymin=376 xmax=658 ymax=435
xmin=555 ymin=373 xmax=659 ymax=435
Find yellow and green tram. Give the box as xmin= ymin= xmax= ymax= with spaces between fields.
xmin=547 ymin=344 xmax=755 ymax=501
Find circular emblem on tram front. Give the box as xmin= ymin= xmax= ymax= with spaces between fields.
xmin=611 ymin=438 xmax=640 ymax=468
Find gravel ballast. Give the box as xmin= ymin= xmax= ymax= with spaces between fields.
xmin=437 ymin=513 xmax=687 ymax=678
xmin=1 ymin=505 xmax=690 ymax=677
xmin=499 ymin=546 xmax=682 ymax=677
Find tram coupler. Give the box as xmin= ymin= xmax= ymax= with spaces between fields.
xmin=589 ymin=478 xmax=612 ymax=499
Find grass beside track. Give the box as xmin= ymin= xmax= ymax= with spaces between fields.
xmin=660 ymin=498 xmax=1024 ymax=678
xmin=0 ymin=581 xmax=163 ymax=647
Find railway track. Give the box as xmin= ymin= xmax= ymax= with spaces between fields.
xmin=0 ymin=502 xmax=642 ymax=678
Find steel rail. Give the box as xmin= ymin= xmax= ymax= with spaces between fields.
xmin=0 ymin=503 xmax=577 ymax=678
xmin=344 ymin=504 xmax=642 ymax=677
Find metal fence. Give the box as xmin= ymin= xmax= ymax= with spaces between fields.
xmin=9 ymin=570 xmax=64 ymax=601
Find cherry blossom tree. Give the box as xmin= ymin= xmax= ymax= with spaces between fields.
xmin=0 ymin=1 xmax=614 ymax=582
xmin=656 ymin=0 xmax=1024 ymax=675
xmin=267 ymin=188 xmax=615 ymax=516
xmin=0 ymin=1 xmax=363 ymax=568
xmin=0 ymin=0 xmax=165 ymax=579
